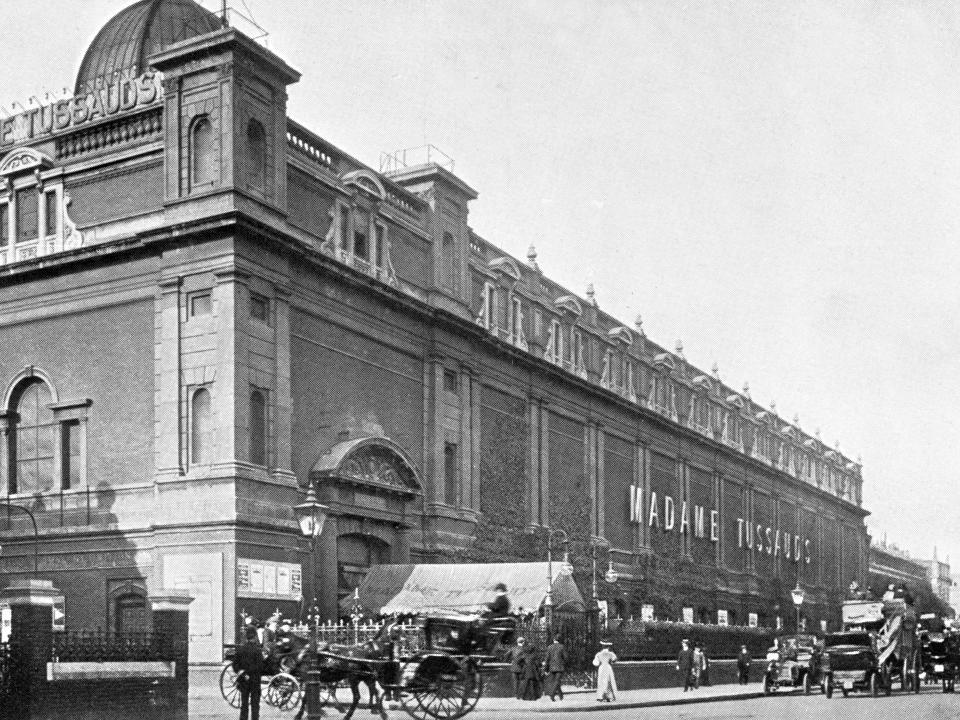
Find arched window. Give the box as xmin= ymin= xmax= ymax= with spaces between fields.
xmin=250 ymin=389 xmax=267 ymax=467
xmin=247 ymin=119 xmax=267 ymax=190
xmin=191 ymin=387 xmax=212 ymax=466
xmin=9 ymin=379 xmax=55 ymax=494
xmin=190 ymin=115 xmax=216 ymax=188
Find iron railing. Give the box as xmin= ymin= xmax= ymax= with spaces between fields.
xmin=52 ymin=630 xmax=179 ymax=663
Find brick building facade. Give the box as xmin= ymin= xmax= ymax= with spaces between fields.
xmin=0 ymin=0 xmax=869 ymax=661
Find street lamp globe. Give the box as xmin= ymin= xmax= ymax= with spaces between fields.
xmin=791 ymin=584 xmax=805 ymax=607
xmin=294 ymin=482 xmax=329 ymax=541
xmin=604 ymin=564 xmax=619 ymax=584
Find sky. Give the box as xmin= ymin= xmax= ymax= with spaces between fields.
xmin=3 ymin=1 xmax=958 ymax=573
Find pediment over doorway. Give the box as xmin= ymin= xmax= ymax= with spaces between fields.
xmin=311 ymin=436 xmax=422 ymax=497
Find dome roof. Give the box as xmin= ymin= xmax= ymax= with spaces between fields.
xmin=75 ymin=0 xmax=223 ymax=94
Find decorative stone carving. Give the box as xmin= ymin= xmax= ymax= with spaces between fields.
xmin=338 ymin=446 xmax=417 ymax=492
xmin=62 ymin=194 xmax=84 ymax=250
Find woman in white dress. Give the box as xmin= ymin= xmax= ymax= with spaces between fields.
xmin=593 ymin=640 xmax=618 ymax=702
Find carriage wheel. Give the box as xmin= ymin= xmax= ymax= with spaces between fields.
xmin=219 ymin=662 xmax=242 ymax=709
xmin=404 ymin=664 xmax=482 ymax=720
xmin=265 ymin=673 xmax=303 ymax=711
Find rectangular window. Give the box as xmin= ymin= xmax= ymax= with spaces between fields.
xmin=44 ymin=191 xmax=57 ymax=237
xmin=354 ymin=229 xmax=368 ymax=260
xmin=483 ymin=283 xmax=496 ymax=330
xmin=189 ymin=292 xmax=212 ymax=318
xmin=0 ymin=203 xmax=7 ymax=246
xmin=549 ymin=319 xmax=563 ymax=363
xmin=61 ymin=420 xmax=81 ymax=490
xmin=443 ymin=369 xmax=458 ymax=394
xmin=338 ymin=206 xmax=349 ymax=250
xmin=444 ymin=442 xmax=459 ymax=505
xmin=250 ymin=293 xmax=269 ymax=323
xmin=375 ymin=224 xmax=386 ymax=268
xmin=441 ymin=232 xmax=454 ymax=289
xmin=16 ymin=187 xmax=38 ymax=243
xmin=512 ymin=297 xmax=522 ymax=339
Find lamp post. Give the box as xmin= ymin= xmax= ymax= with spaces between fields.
xmin=0 ymin=500 xmax=39 ymax=574
xmin=294 ymin=479 xmax=329 ymax=720
xmin=791 ymin=583 xmax=805 ymax=633
xmin=545 ymin=528 xmax=571 ymax=640
xmin=590 ymin=536 xmax=612 ymax=614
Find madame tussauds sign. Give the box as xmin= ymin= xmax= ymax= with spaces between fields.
xmin=628 ymin=484 xmax=812 ymax=564
xmin=0 ymin=71 xmax=163 ymax=148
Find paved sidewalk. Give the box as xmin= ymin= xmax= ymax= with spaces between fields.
xmin=473 ymin=683 xmax=766 ymax=713
xmin=188 ymin=666 xmax=766 ymax=717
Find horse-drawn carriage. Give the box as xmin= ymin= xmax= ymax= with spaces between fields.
xmin=220 ymin=612 xmax=511 ymax=719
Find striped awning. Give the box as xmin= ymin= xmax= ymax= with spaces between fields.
xmin=341 ymin=562 xmax=585 ymax=616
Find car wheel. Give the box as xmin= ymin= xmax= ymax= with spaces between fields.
xmin=871 ymin=672 xmax=881 ymax=697
xmin=841 ymin=688 xmax=850 ymax=697
xmin=803 ymin=673 xmax=811 ymax=695
xmin=824 ymin=676 xmax=833 ymax=699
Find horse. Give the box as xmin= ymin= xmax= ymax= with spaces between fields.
xmin=294 ymin=622 xmax=399 ymax=720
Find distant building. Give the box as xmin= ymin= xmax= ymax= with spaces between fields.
xmin=869 ymin=540 xmax=931 ymax=597
xmin=0 ymin=0 xmax=870 ymax=661
xmin=924 ymin=548 xmax=953 ymax=606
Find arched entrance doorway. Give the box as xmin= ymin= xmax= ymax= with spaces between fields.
xmin=310 ymin=436 xmax=423 ymax=619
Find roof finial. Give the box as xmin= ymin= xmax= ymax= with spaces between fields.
xmin=586 ymin=283 xmax=597 ymax=307
xmin=742 ymin=381 xmax=750 ymax=399
xmin=634 ymin=314 xmax=644 ymax=335
xmin=815 ymin=427 xmax=822 ymax=441
xmin=526 ymin=244 xmax=539 ymax=271
xmin=770 ymin=399 xmax=777 ymax=415
xmin=675 ymin=339 xmax=684 ymax=358
xmin=857 ymin=454 xmax=862 ymax=466
xmin=711 ymin=362 xmax=720 ymax=380
xmin=793 ymin=413 xmax=800 ymax=427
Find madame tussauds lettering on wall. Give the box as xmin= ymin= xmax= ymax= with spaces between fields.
xmin=628 ymin=485 xmax=813 ymax=564
xmin=0 ymin=72 xmax=163 ymax=148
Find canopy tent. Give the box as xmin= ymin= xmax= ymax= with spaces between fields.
xmin=340 ymin=562 xmax=585 ymax=616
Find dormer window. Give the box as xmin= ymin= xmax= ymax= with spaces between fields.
xmin=479 ymin=282 xmax=497 ymax=331
xmin=0 ymin=148 xmax=69 ymax=263
xmin=16 ymin=187 xmax=38 ymax=243
xmin=545 ymin=318 xmax=563 ymax=365
xmin=572 ymin=330 xmax=586 ymax=378
xmin=509 ymin=295 xmax=528 ymax=350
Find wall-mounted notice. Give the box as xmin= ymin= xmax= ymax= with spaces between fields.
xmin=237 ymin=559 xmax=303 ymax=600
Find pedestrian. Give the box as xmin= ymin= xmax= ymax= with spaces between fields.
xmin=701 ymin=645 xmax=711 ymax=686
xmin=508 ymin=637 xmax=527 ymax=699
xmin=692 ymin=643 xmax=706 ymax=689
xmin=592 ymin=639 xmax=618 ymax=702
xmin=518 ymin=640 xmax=543 ymax=700
xmin=543 ymin=635 xmax=567 ymax=701
xmin=233 ymin=625 xmax=265 ymax=720
xmin=677 ymin=638 xmax=694 ymax=691
xmin=737 ymin=644 xmax=751 ymax=685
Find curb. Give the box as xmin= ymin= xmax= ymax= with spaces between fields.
xmin=475 ymin=691 xmax=767 ymax=713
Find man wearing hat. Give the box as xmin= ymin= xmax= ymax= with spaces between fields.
xmin=543 ymin=635 xmax=568 ymax=701
xmin=486 ymin=582 xmax=511 ymax=618
xmin=676 ymin=639 xmax=694 ymax=691
xmin=233 ymin=625 xmax=265 ymax=720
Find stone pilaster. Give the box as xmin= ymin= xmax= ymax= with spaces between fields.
xmin=272 ymin=283 xmax=295 ymax=484
xmin=155 ymin=276 xmax=182 ymax=480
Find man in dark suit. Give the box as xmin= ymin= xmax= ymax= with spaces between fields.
xmin=737 ymin=645 xmax=751 ymax=684
xmin=676 ymin=639 xmax=694 ymax=691
xmin=543 ymin=636 xmax=568 ymax=700
xmin=233 ymin=625 xmax=266 ymax=720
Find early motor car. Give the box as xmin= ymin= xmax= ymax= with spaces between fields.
xmin=763 ymin=634 xmax=823 ymax=695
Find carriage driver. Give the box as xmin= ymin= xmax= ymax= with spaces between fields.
xmin=485 ymin=583 xmax=511 ymax=618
